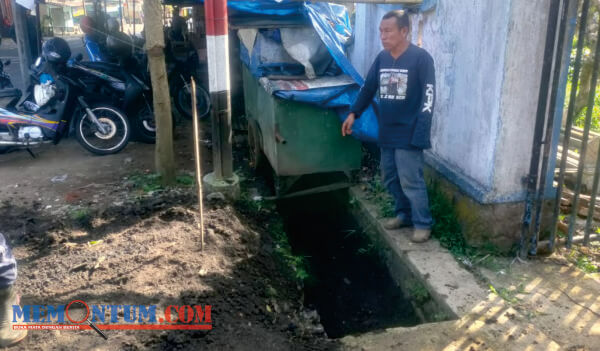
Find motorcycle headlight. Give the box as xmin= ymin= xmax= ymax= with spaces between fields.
xmin=110 ymin=81 xmax=126 ymax=91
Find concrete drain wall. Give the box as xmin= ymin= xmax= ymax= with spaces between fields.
xmin=349 ymin=186 xmax=488 ymax=321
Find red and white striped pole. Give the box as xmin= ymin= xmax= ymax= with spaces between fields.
xmin=204 ymin=0 xmax=233 ymax=180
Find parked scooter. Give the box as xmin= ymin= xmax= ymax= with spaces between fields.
xmin=68 ymin=32 xmax=156 ymax=143
xmin=0 ymin=38 xmax=130 ymax=156
xmin=82 ymin=16 xmax=210 ymax=120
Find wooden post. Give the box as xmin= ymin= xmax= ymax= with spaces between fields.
xmin=11 ymin=0 xmax=32 ymax=88
xmin=143 ymin=0 xmax=176 ymax=185
xmin=204 ymin=0 xmax=233 ymax=180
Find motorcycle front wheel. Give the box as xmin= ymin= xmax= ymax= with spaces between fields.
xmin=76 ymin=105 xmax=130 ymax=155
xmin=131 ymin=103 xmax=156 ymax=144
xmin=173 ymin=79 xmax=211 ymax=120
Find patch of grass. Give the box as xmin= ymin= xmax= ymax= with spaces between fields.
xmin=576 ymin=255 xmax=598 ymax=273
xmin=129 ymin=173 xmax=162 ymax=192
xmin=567 ymin=248 xmax=598 ymax=274
xmin=489 ymin=284 xmax=524 ymax=304
xmin=407 ymin=279 xmax=430 ymax=305
xmin=175 ymin=174 xmax=195 ymax=187
xmin=367 ymin=177 xmax=396 ymax=218
xmin=129 ymin=172 xmax=196 ymax=193
xmin=427 ymin=182 xmax=511 ymax=274
xmin=428 ymin=182 xmax=471 ymax=257
xmin=69 ymin=207 xmax=91 ymax=226
xmin=268 ymin=220 xmax=311 ymax=283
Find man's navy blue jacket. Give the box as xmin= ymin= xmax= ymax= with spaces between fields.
xmin=350 ymin=44 xmax=436 ymax=150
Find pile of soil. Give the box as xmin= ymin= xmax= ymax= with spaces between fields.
xmin=0 ymin=190 xmax=335 ymax=350
xmin=0 ymin=124 xmax=336 ymax=350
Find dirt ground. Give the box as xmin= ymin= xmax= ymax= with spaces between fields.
xmin=0 ymin=126 xmax=335 ymax=350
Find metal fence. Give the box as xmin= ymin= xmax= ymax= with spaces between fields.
xmin=520 ymin=0 xmax=600 ymax=257
xmin=551 ymin=0 xmax=600 ymax=250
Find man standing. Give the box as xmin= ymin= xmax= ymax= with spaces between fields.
xmin=342 ymin=10 xmax=435 ymax=243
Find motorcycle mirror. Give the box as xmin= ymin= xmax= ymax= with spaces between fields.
xmin=76 ymin=53 xmax=83 ymax=62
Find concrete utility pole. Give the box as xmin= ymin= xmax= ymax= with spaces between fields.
xmin=143 ymin=0 xmax=176 ymax=185
xmin=203 ymin=0 xmax=239 ymax=199
xmin=11 ymin=1 xmax=32 ymax=88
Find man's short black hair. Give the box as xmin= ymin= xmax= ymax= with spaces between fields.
xmin=382 ymin=10 xmax=410 ymax=31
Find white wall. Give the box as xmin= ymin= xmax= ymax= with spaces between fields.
xmin=493 ymin=0 xmax=549 ymax=200
xmin=350 ymin=0 xmax=551 ymax=203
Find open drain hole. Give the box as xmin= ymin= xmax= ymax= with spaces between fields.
xmin=279 ymin=190 xmax=424 ymax=338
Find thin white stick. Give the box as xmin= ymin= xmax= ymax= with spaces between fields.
xmin=191 ymin=77 xmax=205 ymax=250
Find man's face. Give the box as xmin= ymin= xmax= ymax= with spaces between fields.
xmin=379 ymin=18 xmax=408 ymax=51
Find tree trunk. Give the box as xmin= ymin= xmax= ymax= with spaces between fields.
xmin=143 ymin=0 xmax=175 ymax=185
xmin=574 ymin=57 xmax=594 ymax=118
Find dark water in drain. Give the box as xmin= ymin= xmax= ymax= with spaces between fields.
xmin=278 ymin=190 xmax=419 ymax=338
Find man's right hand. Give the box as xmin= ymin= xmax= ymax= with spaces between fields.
xmin=342 ymin=113 xmax=356 ymax=136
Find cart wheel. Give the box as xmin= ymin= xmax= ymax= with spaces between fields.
xmin=248 ymin=119 xmax=265 ymax=170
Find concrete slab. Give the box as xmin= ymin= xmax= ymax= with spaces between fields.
xmin=341 ymin=297 xmax=561 ymax=351
xmin=203 ymin=172 xmax=241 ymax=200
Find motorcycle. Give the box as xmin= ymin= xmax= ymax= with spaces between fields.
xmin=65 ymin=51 xmax=156 ymax=144
xmin=0 ymin=39 xmax=130 ymax=156
xmin=84 ymin=29 xmax=211 ymax=121
xmin=30 ymin=34 xmax=155 ymax=144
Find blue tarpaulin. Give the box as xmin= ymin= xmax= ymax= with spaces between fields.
xmin=230 ymin=1 xmax=380 ymax=143
xmin=187 ymin=1 xmax=436 ymax=143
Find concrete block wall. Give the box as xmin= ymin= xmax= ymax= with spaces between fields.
xmin=350 ymin=0 xmax=552 ymax=204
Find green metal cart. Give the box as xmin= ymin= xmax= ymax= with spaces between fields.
xmin=242 ymin=66 xmax=362 ymax=198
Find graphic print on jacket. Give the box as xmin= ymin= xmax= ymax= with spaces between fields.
xmin=380 ymin=69 xmax=408 ymax=101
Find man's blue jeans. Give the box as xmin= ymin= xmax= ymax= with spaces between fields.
xmin=0 ymin=234 xmax=16 ymax=288
xmin=380 ymin=148 xmax=433 ymax=229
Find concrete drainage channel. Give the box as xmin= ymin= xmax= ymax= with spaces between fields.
xmin=276 ymin=187 xmax=480 ymax=340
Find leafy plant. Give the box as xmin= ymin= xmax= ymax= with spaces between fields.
xmin=428 ymin=183 xmax=470 ymax=257
xmin=575 ymin=254 xmax=598 ymax=274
